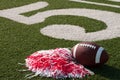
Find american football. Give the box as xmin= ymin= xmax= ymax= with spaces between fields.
xmin=71 ymin=42 xmax=109 ymax=67
xmin=0 ymin=0 xmax=120 ymax=80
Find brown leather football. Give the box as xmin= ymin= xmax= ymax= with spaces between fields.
xmin=71 ymin=42 xmax=109 ymax=67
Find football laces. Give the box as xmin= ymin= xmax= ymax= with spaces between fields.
xmin=79 ymin=43 xmax=96 ymax=49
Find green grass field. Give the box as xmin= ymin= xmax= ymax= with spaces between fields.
xmin=0 ymin=0 xmax=120 ymax=80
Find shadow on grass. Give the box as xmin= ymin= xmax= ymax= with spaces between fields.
xmin=23 ymin=65 xmax=120 ymax=80
xmin=90 ymin=65 xmax=120 ymax=80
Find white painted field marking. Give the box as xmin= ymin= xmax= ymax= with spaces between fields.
xmin=39 ymin=8 xmax=120 ymax=41
xmin=0 ymin=1 xmax=48 ymax=24
xmin=109 ymin=0 xmax=120 ymax=2
xmin=0 ymin=1 xmax=120 ymax=41
xmin=70 ymin=0 xmax=120 ymax=8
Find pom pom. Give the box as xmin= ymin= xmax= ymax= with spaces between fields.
xmin=25 ymin=48 xmax=94 ymax=79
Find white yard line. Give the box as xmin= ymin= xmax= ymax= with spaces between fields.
xmin=70 ymin=0 xmax=120 ymax=8
xmin=109 ymin=0 xmax=120 ymax=2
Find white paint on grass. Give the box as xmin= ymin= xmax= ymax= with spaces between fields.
xmin=70 ymin=0 xmax=120 ymax=8
xmin=0 ymin=1 xmax=48 ymax=24
xmin=109 ymin=0 xmax=120 ymax=2
xmin=0 ymin=1 xmax=120 ymax=41
xmin=40 ymin=9 xmax=120 ymax=41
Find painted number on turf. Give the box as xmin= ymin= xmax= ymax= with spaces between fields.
xmin=0 ymin=1 xmax=120 ymax=41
